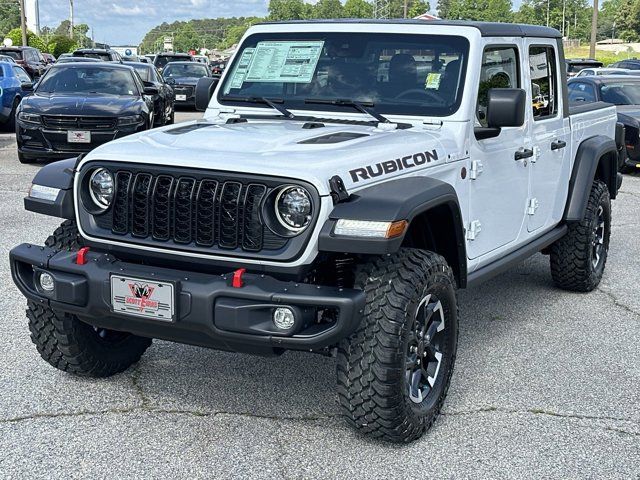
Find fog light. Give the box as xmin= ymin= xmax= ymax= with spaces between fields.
xmin=273 ymin=307 xmax=295 ymax=330
xmin=39 ymin=272 xmax=55 ymax=292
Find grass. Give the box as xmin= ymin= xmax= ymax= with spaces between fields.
xmin=564 ymin=45 xmax=639 ymax=66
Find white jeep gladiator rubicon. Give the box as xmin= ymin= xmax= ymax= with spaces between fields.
xmin=11 ymin=20 xmax=624 ymax=443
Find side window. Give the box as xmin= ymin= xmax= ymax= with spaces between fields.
xmin=476 ymin=46 xmax=519 ymax=127
xmin=13 ymin=66 xmax=31 ymax=83
xmin=529 ymin=45 xmax=559 ymax=119
xmin=568 ymin=82 xmax=596 ymax=103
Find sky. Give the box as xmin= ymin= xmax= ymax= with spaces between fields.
xmin=37 ymin=0 xmax=528 ymax=47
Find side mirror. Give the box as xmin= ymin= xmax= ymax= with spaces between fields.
xmin=475 ymin=88 xmax=526 ymax=140
xmin=195 ymin=76 xmax=219 ymax=112
xmin=165 ymin=77 xmax=175 ymax=85
xmin=21 ymin=82 xmax=34 ymax=91
xmin=143 ymin=86 xmax=159 ymax=95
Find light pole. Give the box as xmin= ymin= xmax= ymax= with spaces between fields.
xmin=589 ymin=0 xmax=598 ymax=59
xmin=18 ymin=0 xmax=28 ymax=46
xmin=69 ymin=0 xmax=74 ymax=39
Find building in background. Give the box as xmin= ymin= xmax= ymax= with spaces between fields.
xmin=112 ymin=46 xmax=139 ymax=57
xmin=25 ymin=0 xmax=40 ymax=35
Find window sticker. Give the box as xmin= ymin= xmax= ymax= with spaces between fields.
xmin=425 ymin=72 xmax=442 ymax=89
xmin=227 ymin=47 xmax=255 ymax=91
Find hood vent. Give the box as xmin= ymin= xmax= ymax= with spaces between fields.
xmin=299 ymin=132 xmax=369 ymax=145
xmin=164 ymin=123 xmax=215 ymax=135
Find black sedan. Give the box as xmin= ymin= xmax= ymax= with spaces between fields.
xmin=569 ymin=76 xmax=640 ymax=172
xmin=162 ymin=61 xmax=211 ymax=108
xmin=16 ymin=63 xmax=156 ymax=163
xmin=124 ymin=61 xmax=175 ymax=125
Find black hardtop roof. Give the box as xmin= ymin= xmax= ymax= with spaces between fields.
xmin=258 ymin=19 xmax=561 ymax=38
xmin=50 ymin=62 xmax=133 ymax=71
xmin=157 ymin=52 xmax=191 ymax=56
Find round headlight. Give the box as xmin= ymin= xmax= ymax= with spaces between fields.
xmin=275 ymin=186 xmax=312 ymax=232
xmin=89 ymin=168 xmax=114 ymax=209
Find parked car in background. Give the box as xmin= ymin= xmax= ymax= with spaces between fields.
xmin=575 ymin=67 xmax=632 ymax=77
xmin=0 ymin=46 xmax=47 ymax=79
xmin=139 ymin=56 xmax=150 ymax=64
xmin=210 ymin=60 xmax=227 ymax=78
xmin=566 ymin=58 xmax=603 ymax=77
xmin=42 ymin=53 xmax=56 ymax=65
xmin=153 ymin=52 xmax=192 ymax=70
xmin=569 ymin=75 xmax=640 ymax=171
xmin=609 ymin=59 xmax=640 ymax=70
xmin=193 ymin=55 xmax=208 ymax=64
xmin=15 ymin=62 xmax=155 ymax=163
xmin=144 ymin=54 xmax=156 ymax=64
xmin=54 ymin=56 xmax=101 ymax=65
xmin=122 ymin=55 xmax=140 ymax=62
xmin=0 ymin=54 xmax=16 ymax=64
xmin=124 ymin=61 xmax=175 ymax=125
xmin=0 ymin=62 xmax=33 ymax=130
xmin=72 ymin=48 xmax=122 ymax=62
xmin=162 ymin=61 xmax=211 ymax=108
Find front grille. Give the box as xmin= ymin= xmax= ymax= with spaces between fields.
xmin=105 ymin=169 xmax=284 ymax=253
xmin=42 ymin=115 xmax=117 ymax=130
xmin=174 ymin=86 xmax=194 ymax=97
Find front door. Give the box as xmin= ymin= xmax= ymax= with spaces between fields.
xmin=525 ymin=41 xmax=571 ymax=232
xmin=467 ymin=43 xmax=530 ymax=260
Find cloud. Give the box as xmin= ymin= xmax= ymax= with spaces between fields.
xmin=111 ymin=4 xmax=156 ymax=16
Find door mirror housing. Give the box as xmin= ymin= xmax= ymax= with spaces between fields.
xmin=143 ymin=86 xmax=159 ymax=95
xmin=195 ymin=76 xmax=219 ymax=112
xmin=475 ymin=88 xmax=526 ymax=140
xmin=20 ymin=82 xmax=34 ymax=91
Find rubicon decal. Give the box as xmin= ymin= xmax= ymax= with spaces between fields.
xmin=349 ymin=149 xmax=440 ymax=183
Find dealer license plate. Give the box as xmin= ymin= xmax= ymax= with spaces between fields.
xmin=110 ymin=275 xmax=175 ymax=321
xmin=176 ymin=94 xmax=187 ymax=101
xmin=67 ymin=130 xmax=91 ymax=143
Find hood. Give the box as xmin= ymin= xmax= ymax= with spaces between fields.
xmin=85 ymin=118 xmax=466 ymax=196
xmin=21 ymin=93 xmax=144 ymax=117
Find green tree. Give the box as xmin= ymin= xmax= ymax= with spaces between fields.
xmin=515 ymin=0 xmax=591 ymax=40
xmin=0 ymin=2 xmax=20 ymax=41
xmin=343 ymin=0 xmax=374 ymax=17
xmin=7 ymin=28 xmax=48 ymax=52
xmin=409 ymin=0 xmax=431 ymax=17
xmin=268 ymin=0 xmax=313 ymax=20
xmin=174 ymin=23 xmax=200 ymax=52
xmin=48 ymin=35 xmax=77 ymax=57
xmin=313 ymin=0 xmax=344 ymax=18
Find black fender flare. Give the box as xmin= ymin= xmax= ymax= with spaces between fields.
xmin=24 ymin=157 xmax=78 ymax=219
xmin=318 ymin=176 xmax=467 ymax=286
xmin=564 ymin=135 xmax=619 ymax=222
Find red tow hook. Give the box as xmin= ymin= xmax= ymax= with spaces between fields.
xmin=232 ymin=268 xmax=246 ymax=288
xmin=76 ymin=246 xmax=90 ymax=265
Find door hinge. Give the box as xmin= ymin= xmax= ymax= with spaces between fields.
xmin=466 ymin=220 xmax=482 ymax=241
xmin=527 ymin=198 xmax=539 ymax=216
xmin=469 ymin=160 xmax=484 ymax=180
xmin=532 ymin=146 xmax=542 ymax=163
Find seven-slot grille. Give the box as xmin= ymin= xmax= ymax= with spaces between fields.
xmin=42 ymin=115 xmax=117 ymax=130
xmin=108 ymin=170 xmax=273 ymax=252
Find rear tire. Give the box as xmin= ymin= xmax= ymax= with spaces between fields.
xmin=550 ymin=180 xmax=611 ymax=292
xmin=27 ymin=220 xmax=152 ymax=377
xmin=336 ymin=249 xmax=458 ymax=443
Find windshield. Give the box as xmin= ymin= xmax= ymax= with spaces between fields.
xmin=599 ymin=82 xmax=640 ymax=104
xmin=131 ymin=64 xmax=154 ymax=82
xmin=74 ymin=52 xmax=111 ymax=61
xmin=163 ymin=63 xmax=208 ymax=78
xmin=37 ymin=66 xmax=139 ymax=96
xmin=156 ymin=56 xmax=189 ymax=68
xmin=0 ymin=50 xmax=22 ymax=60
xmin=219 ymin=32 xmax=469 ymax=117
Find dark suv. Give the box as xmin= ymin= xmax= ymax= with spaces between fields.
xmin=609 ymin=59 xmax=640 ymax=70
xmin=72 ymin=48 xmax=122 ymax=62
xmin=565 ymin=58 xmax=603 ymax=77
xmin=0 ymin=46 xmax=47 ymax=79
xmin=153 ymin=52 xmax=193 ymax=70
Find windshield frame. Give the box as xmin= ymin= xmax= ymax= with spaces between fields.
xmin=217 ymin=31 xmax=470 ymax=118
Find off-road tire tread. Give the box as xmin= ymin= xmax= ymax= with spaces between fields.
xmin=336 ymin=248 xmax=458 ymax=443
xmin=27 ymin=220 xmax=151 ymax=377
xmin=550 ymin=180 xmax=610 ymax=292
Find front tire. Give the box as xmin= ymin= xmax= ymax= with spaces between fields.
xmin=27 ymin=220 xmax=152 ymax=377
xmin=550 ymin=180 xmax=611 ymax=291
xmin=336 ymin=249 xmax=458 ymax=443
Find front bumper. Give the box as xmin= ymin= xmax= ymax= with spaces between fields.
xmin=16 ymin=122 xmax=143 ymax=160
xmin=10 ymin=243 xmax=365 ymax=355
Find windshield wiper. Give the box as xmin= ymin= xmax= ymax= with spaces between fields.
xmin=223 ymin=96 xmax=295 ymax=119
xmin=304 ymin=98 xmax=390 ymax=124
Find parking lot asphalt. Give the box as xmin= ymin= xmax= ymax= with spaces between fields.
xmin=0 ymin=112 xmax=638 ymax=479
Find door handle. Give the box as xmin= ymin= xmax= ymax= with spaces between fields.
xmin=551 ymin=140 xmax=567 ymax=150
xmin=514 ymin=149 xmax=534 ymax=161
